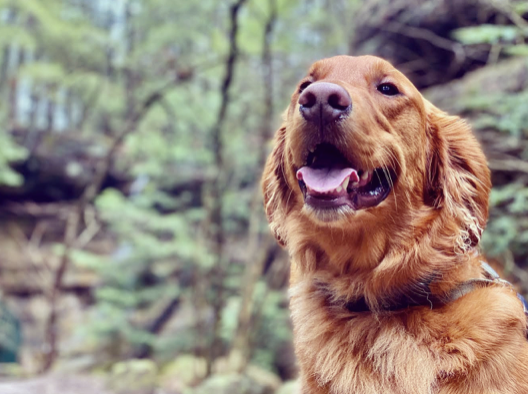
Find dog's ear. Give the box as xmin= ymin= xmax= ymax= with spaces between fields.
xmin=424 ymin=101 xmax=491 ymax=250
xmin=262 ymin=125 xmax=291 ymax=247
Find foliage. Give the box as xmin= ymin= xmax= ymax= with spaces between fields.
xmin=451 ymin=84 xmax=528 ymax=264
xmin=72 ymin=188 xmax=205 ymax=355
xmin=453 ymin=24 xmax=521 ymax=45
xmin=0 ymin=130 xmax=26 ymax=186
xmin=484 ymin=184 xmax=528 ymax=256
xmin=0 ymin=0 xmax=351 ymax=366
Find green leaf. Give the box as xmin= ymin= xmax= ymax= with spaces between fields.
xmin=19 ymin=62 xmax=66 ymax=85
xmin=453 ymin=25 xmax=521 ymax=45
xmin=0 ymin=130 xmax=27 ymax=186
xmin=0 ymin=25 xmax=36 ymax=49
xmin=504 ymin=44 xmax=528 ymax=57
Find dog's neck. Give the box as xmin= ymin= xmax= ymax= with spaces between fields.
xmin=289 ymin=209 xmax=487 ymax=313
xmin=292 ymin=247 xmax=495 ymax=318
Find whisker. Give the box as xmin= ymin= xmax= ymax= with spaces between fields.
xmin=285 ymin=187 xmax=294 ymax=209
xmin=380 ymin=151 xmax=397 ymax=211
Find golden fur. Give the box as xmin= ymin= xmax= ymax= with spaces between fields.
xmin=262 ymin=55 xmax=528 ymax=393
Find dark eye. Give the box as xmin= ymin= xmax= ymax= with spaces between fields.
xmin=299 ymin=80 xmax=312 ymax=93
xmin=377 ymin=83 xmax=400 ymax=96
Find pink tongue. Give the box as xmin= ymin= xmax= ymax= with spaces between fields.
xmin=297 ymin=167 xmax=358 ymax=193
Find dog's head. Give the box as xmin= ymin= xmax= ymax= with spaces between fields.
xmin=262 ymin=56 xmax=490 ymax=267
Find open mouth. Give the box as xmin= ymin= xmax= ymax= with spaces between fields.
xmin=296 ymin=143 xmax=396 ymax=213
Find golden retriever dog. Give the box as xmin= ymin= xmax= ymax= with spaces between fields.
xmin=262 ymin=55 xmax=528 ymax=394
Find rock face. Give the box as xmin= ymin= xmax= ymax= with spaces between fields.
xmin=425 ymin=58 xmax=528 ymax=112
xmin=424 ymin=57 xmax=528 ymax=184
xmin=177 ymin=363 xmax=283 ymax=394
xmin=351 ymin=0 xmax=507 ymax=88
xmin=158 ymin=355 xmax=207 ymax=392
xmin=191 ymin=372 xmax=276 ymax=394
xmin=1 ymin=130 xmax=124 ymax=203
xmin=109 ymin=359 xmax=158 ymax=394
xmin=276 ymin=381 xmax=300 ymax=394
xmin=425 ymin=57 xmax=528 ymax=284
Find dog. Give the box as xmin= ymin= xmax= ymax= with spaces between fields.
xmin=261 ymin=55 xmax=528 ymax=393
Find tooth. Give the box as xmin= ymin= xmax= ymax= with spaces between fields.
xmin=341 ymin=177 xmax=350 ymax=190
xmin=309 ymin=147 xmax=315 ymax=153
xmin=336 ymin=186 xmax=342 ymax=192
xmin=351 ymin=181 xmax=359 ymax=187
xmin=361 ymin=171 xmax=369 ymax=180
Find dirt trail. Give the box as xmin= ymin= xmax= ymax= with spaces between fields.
xmin=0 ymin=374 xmax=114 ymax=394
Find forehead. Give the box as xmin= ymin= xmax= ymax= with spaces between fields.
xmin=308 ymin=55 xmax=407 ymax=85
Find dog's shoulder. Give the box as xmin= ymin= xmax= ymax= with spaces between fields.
xmin=432 ymin=285 xmax=528 ymax=393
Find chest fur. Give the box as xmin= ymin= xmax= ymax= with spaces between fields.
xmin=290 ymin=280 xmax=442 ymax=394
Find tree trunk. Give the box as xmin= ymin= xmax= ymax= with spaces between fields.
xmin=205 ymin=0 xmax=248 ymax=375
xmin=227 ymin=0 xmax=277 ymax=372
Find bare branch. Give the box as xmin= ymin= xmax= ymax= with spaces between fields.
xmin=488 ymin=157 xmax=528 ymax=174
xmin=488 ymin=0 xmax=528 ymax=32
xmin=378 ymin=20 xmax=486 ymax=78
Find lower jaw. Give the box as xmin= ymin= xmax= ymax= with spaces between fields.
xmin=302 ymin=189 xmax=393 ymax=223
xmin=303 ymin=203 xmax=356 ymax=223
xmin=303 ymin=191 xmax=391 ymax=217
xmin=304 ymin=195 xmax=352 ymax=210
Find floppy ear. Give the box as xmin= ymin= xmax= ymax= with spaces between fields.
xmin=424 ymin=102 xmax=491 ymax=250
xmin=262 ymin=125 xmax=291 ymax=247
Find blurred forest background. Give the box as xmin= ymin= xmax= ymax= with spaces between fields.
xmin=0 ymin=0 xmax=527 ymax=393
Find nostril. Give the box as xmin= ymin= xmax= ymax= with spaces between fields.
xmin=298 ymin=82 xmax=352 ymax=124
xmin=299 ymin=91 xmax=317 ymax=108
xmin=328 ymin=92 xmax=350 ymax=110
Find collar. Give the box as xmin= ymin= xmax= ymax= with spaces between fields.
xmin=344 ymin=262 xmax=528 ymax=315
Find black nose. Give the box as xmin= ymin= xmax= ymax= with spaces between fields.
xmin=298 ymin=82 xmax=351 ymax=125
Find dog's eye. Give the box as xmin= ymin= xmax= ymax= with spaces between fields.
xmin=299 ymin=81 xmax=312 ymax=93
xmin=377 ymin=83 xmax=400 ymax=96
